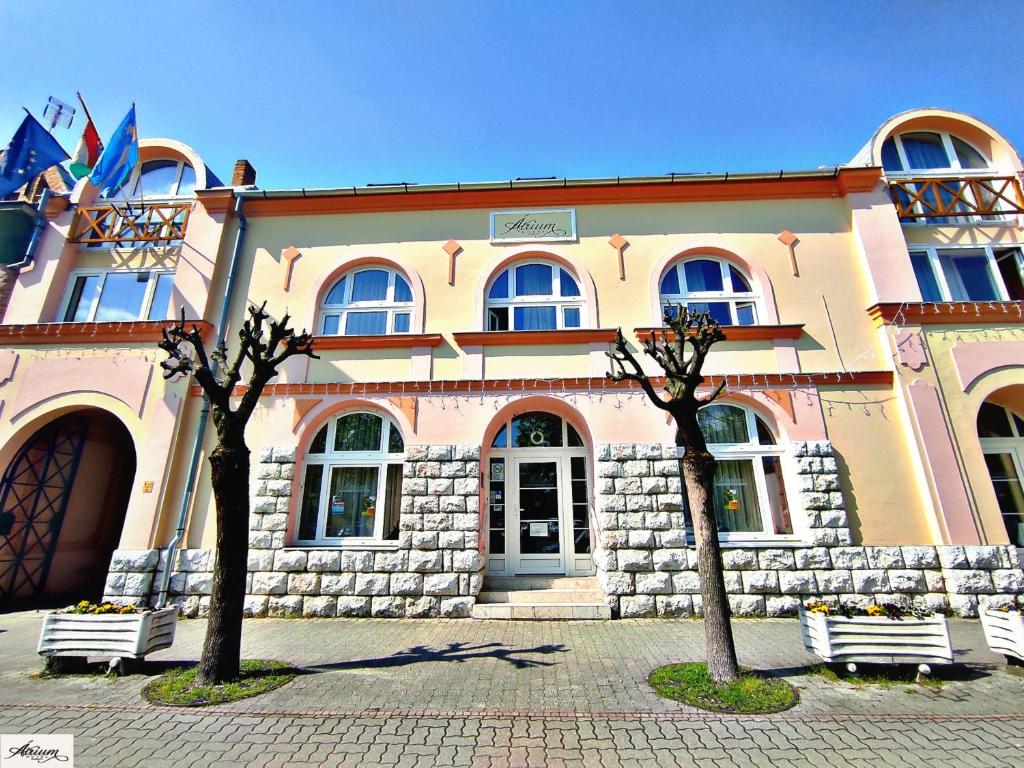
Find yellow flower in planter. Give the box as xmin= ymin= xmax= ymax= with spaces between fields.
xmin=866 ymin=604 xmax=885 ymax=617
xmin=806 ymin=600 xmax=831 ymax=616
xmin=118 ymin=605 xmax=136 ymax=615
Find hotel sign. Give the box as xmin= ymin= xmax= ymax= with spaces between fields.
xmin=490 ymin=209 xmax=577 ymax=244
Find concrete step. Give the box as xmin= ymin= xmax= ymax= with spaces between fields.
xmin=472 ymin=603 xmax=611 ymax=620
xmin=483 ymin=576 xmax=599 ymax=591
xmin=477 ymin=589 xmax=606 ymax=605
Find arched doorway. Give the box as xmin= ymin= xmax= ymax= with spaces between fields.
xmin=485 ymin=410 xmax=593 ymax=577
xmin=978 ymin=397 xmax=1024 ymax=547
xmin=0 ymin=409 xmax=136 ymax=605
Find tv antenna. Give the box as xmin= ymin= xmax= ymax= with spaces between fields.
xmin=42 ymin=96 xmax=75 ymax=131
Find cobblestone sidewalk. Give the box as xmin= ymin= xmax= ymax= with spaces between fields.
xmin=1 ymin=613 xmax=1022 ymax=766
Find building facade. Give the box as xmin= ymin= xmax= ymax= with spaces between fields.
xmin=0 ymin=108 xmax=1022 ymax=619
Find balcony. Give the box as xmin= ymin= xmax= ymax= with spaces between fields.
xmin=70 ymin=202 xmax=191 ymax=246
xmin=888 ymin=175 xmax=1024 ymax=222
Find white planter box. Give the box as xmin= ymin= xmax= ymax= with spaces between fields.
xmin=980 ymin=609 xmax=1024 ymax=662
xmin=38 ymin=606 xmax=179 ymax=662
xmin=800 ymin=609 xmax=952 ymax=668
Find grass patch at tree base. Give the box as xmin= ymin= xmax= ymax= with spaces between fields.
xmin=649 ymin=663 xmax=797 ymax=714
xmin=142 ymin=659 xmax=297 ymax=707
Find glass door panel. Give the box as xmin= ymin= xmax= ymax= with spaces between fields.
xmin=518 ymin=461 xmax=560 ymax=555
xmin=984 ymin=452 xmax=1024 ymax=547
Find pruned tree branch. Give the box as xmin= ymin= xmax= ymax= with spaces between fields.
xmin=159 ymin=302 xmax=320 ymax=439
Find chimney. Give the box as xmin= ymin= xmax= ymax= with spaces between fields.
xmin=231 ymin=159 xmax=256 ymax=187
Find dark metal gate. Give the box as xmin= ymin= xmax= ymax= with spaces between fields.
xmin=0 ymin=418 xmax=88 ymax=600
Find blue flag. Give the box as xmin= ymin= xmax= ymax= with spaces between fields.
xmin=89 ymin=105 xmax=138 ymax=197
xmin=0 ymin=113 xmax=70 ymax=197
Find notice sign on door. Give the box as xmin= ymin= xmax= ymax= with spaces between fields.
xmin=490 ymin=209 xmax=576 ymax=243
xmin=529 ymin=522 xmax=548 ymax=537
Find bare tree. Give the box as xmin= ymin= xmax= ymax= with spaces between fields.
xmin=160 ymin=303 xmax=317 ymax=685
xmin=607 ymin=308 xmax=739 ymax=684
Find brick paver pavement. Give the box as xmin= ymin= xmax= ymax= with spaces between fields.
xmin=1 ymin=611 xmax=1022 ymax=766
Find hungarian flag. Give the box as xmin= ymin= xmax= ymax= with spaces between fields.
xmin=69 ymin=115 xmax=103 ymax=180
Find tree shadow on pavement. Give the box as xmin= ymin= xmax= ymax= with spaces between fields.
xmin=302 ymin=641 xmax=569 ymax=672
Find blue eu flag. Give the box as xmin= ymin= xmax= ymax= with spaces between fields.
xmin=0 ymin=113 xmax=70 ymax=197
xmin=89 ymin=105 xmax=139 ymax=198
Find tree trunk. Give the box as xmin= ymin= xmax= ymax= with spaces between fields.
xmin=195 ymin=441 xmax=250 ymax=685
xmin=676 ymin=412 xmax=740 ymax=685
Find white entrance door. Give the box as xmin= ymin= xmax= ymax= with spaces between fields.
xmin=512 ymin=458 xmax=565 ymax=574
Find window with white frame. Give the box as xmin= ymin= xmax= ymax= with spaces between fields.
xmin=977 ymin=402 xmax=1024 ymax=547
xmin=659 ymin=258 xmax=759 ymax=326
xmin=697 ymin=403 xmax=793 ymax=539
xmin=60 ymin=269 xmax=175 ymax=322
xmin=881 ymin=131 xmax=989 ymax=175
xmin=102 ymin=158 xmax=197 ymax=200
xmin=296 ymin=411 xmax=405 ymax=544
xmin=319 ymin=267 xmax=414 ymax=336
xmin=486 ymin=261 xmax=583 ymax=331
xmin=908 ymin=246 xmax=1024 ymax=303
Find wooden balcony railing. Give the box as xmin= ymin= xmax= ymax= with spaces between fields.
xmin=888 ymin=175 xmax=1024 ymax=221
xmin=71 ymin=202 xmax=191 ymax=245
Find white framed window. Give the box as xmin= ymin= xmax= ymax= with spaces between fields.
xmin=882 ymin=131 xmax=990 ymax=175
xmin=978 ymin=402 xmax=1024 ymax=547
xmin=102 ymin=158 xmax=197 ymax=200
xmin=659 ymin=258 xmax=759 ymax=326
xmin=296 ymin=411 xmax=405 ymax=545
xmin=486 ymin=261 xmax=584 ymax=331
xmin=697 ymin=403 xmax=794 ymax=541
xmin=59 ymin=269 xmax=175 ymax=322
xmin=908 ymin=245 xmax=1024 ymax=303
xmin=319 ymin=267 xmax=414 ymax=336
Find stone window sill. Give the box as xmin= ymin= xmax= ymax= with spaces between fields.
xmin=717 ymin=536 xmax=805 ymax=549
xmin=287 ymin=541 xmax=402 ymax=551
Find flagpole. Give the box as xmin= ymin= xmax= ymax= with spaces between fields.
xmin=75 ymin=92 xmax=97 ymax=129
xmin=132 ymin=102 xmax=145 ymax=210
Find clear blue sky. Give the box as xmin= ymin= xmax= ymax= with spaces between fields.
xmin=1 ymin=1 xmax=1021 ymax=189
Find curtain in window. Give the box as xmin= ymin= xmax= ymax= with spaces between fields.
xmin=683 ymin=260 xmax=723 ymax=292
xmin=334 ymin=413 xmax=383 ymax=451
xmin=351 ymin=270 xmax=389 ymax=301
xmin=880 ymin=138 xmax=903 ymax=171
xmin=394 ymin=275 xmax=413 ymax=302
xmin=514 ymin=306 xmax=556 ymax=330
xmin=713 ymin=460 xmax=761 ymax=532
xmin=901 ymin=133 xmax=949 ymax=170
xmin=660 ymin=267 xmax=680 ymax=294
xmin=383 ymin=465 xmax=403 ymax=539
xmin=559 ymin=269 xmax=580 ymax=297
xmin=698 ymin=404 xmax=748 ymax=444
xmin=514 ymin=264 xmax=552 ymax=296
xmin=345 ymin=311 xmax=388 ymax=335
xmin=909 ymin=253 xmax=942 ymax=302
xmin=297 ymin=464 xmax=324 ymax=540
xmin=950 ymin=256 xmax=998 ymax=301
xmin=687 ymin=301 xmax=732 ymax=326
xmin=488 ymin=270 xmax=509 ymax=299
xmin=324 ymin=277 xmax=347 ymax=304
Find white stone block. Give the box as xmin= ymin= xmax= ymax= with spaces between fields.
xmin=635 ymin=572 xmax=671 ymax=595
xmin=272 ymin=447 xmax=296 ymax=463
xmin=307 ymin=551 xmax=341 ymax=572
xmin=406 ymin=596 xmax=440 ymax=617
xmin=250 ymin=572 xmax=287 ymax=595
xmin=287 ymin=573 xmax=320 ymax=595
xmin=335 ymin=596 xmax=371 ymax=617
xmin=901 ymin=546 xmax=939 ymax=569
xmin=453 ymin=550 xmax=483 ymax=572
xmin=778 ymin=570 xmax=816 ymax=595
xmin=620 ymin=595 xmax=656 ymax=617
xmin=616 ymin=549 xmax=652 ymax=572
xmin=766 ymin=596 xmax=801 ymax=617
xmin=721 ymin=549 xmax=757 ymax=570
xmin=597 ymin=570 xmax=633 ymax=595
xmin=273 ymin=550 xmax=307 ymax=572
xmin=175 ymin=549 xmax=212 ymax=573
xmin=626 ymin=529 xmax=654 ymax=548
xmin=423 ymin=573 xmax=459 ymax=595
xmin=268 ymin=595 xmax=303 ymax=617
xmin=243 ymin=595 xmax=269 ymax=617
xmin=992 ymin=569 xmax=1024 ymax=592
xmin=815 ymin=570 xmax=853 ymax=593
xmin=440 ymin=597 xmax=474 ymax=617
xmin=865 ymin=546 xmax=904 ymax=569
xmin=937 ymin=546 xmax=969 ymax=569
xmin=852 ymin=569 xmax=889 ymax=594
xmin=374 ymin=551 xmax=408 ymax=572
xmin=390 ymin=573 xmax=423 ymax=595
xmin=742 ymin=571 xmax=779 ymax=594
xmin=728 ymin=595 xmax=766 ymax=616
xmin=656 ymin=529 xmax=688 ymax=548
xmin=671 ymin=571 xmax=701 ymax=593
xmin=652 ymin=548 xmax=687 ymax=571
xmin=656 ymin=594 xmax=693 ymax=617
xmin=964 ymin=546 xmax=1002 ymax=569
xmin=355 ymin=573 xmax=390 ymax=596
xmin=757 ymin=549 xmax=796 ymax=571
xmin=887 ymin=569 xmax=926 ymax=593
xmin=341 ymin=551 xmax=375 ymax=572
xmin=185 ymin=572 xmax=213 ymax=595
xmin=303 ymin=596 xmax=337 ymax=617
xmin=371 ymin=596 xmax=406 ymax=617
xmin=249 ymin=531 xmax=273 ymax=549
xmin=942 ymin=569 xmax=994 ymax=594
xmin=320 ymin=573 xmax=356 ymax=595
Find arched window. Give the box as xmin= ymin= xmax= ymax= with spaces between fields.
xmin=490 ymin=411 xmax=586 ymax=449
xmin=486 ymin=261 xmax=583 ymax=331
xmin=296 ymin=411 xmax=405 ymax=543
xmin=697 ymin=403 xmax=792 ymax=538
xmin=103 ymin=158 xmax=197 ymax=199
xmin=978 ymin=401 xmax=1024 ymax=546
xmin=660 ymin=258 xmax=758 ymax=326
xmin=319 ymin=267 xmax=413 ymax=336
xmin=881 ymin=131 xmax=989 ymax=174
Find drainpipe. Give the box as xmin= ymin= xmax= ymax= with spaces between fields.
xmin=155 ymin=195 xmax=247 ymax=607
xmin=8 ymin=188 xmax=51 ymax=271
